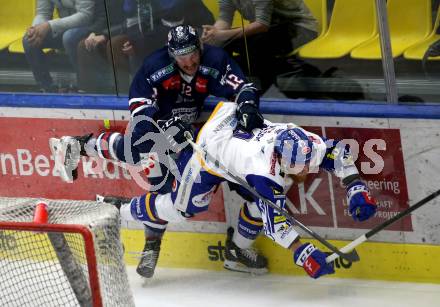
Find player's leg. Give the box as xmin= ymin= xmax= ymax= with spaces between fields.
xmin=127 ymin=194 xmax=169 ymax=278
xmin=49 ymin=133 xmax=96 ymax=182
xmin=102 ymin=150 xmax=222 ymax=278
xmin=224 ymin=194 xmax=268 ymax=274
xmin=48 ymin=112 xmax=165 ymax=183
xmin=97 ymin=194 xmax=167 ymax=278
xmin=100 ymin=192 xmax=170 ymax=278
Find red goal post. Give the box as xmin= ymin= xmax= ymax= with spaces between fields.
xmin=0 ymin=198 xmax=135 ymax=307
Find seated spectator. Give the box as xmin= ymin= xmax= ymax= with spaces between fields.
xmin=202 ymin=0 xmax=318 ymax=92
xmin=23 ymin=0 xmax=95 ymax=92
xmin=76 ymin=0 xmax=128 ymax=93
xmin=76 ymin=0 xmax=214 ymax=94
xmin=112 ymin=0 xmax=214 ymax=86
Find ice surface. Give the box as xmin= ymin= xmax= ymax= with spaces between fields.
xmin=127 ymin=266 xmax=440 ymax=307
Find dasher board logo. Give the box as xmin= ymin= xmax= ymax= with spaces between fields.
xmin=207 ymin=241 xmax=226 ymax=261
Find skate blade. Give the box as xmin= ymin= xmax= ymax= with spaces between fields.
xmin=224 ymin=260 xmax=268 ymax=275
xmin=49 ymin=137 xmax=74 ymax=183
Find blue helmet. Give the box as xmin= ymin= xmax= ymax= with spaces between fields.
xmin=274 ymin=128 xmax=313 ymax=165
xmin=167 ymin=25 xmax=201 ymax=57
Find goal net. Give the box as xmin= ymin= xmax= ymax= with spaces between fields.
xmin=0 ymin=197 xmax=135 ymax=307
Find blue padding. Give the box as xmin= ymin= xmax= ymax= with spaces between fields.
xmin=0 ymin=92 xmax=126 ymax=110
xmin=1 ymin=92 xmax=440 ymax=119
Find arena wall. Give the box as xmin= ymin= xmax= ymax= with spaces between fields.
xmin=1 ymin=93 xmax=440 ymax=283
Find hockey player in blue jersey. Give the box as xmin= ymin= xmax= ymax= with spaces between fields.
xmin=104 ymin=101 xmax=377 ymax=279
xmin=50 ymin=25 xmax=266 ymax=278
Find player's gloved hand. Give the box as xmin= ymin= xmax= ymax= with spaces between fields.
xmin=236 ymin=100 xmax=264 ymax=132
xmin=346 ymin=181 xmax=377 ymax=222
xmin=157 ymin=116 xmax=194 ymax=152
xmin=294 ymin=243 xmax=335 ymax=279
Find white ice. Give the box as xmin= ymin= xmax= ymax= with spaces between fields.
xmin=127 ymin=266 xmax=440 ymax=307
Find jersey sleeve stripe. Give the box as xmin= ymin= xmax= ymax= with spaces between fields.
xmin=130 ymin=105 xmax=150 ymax=117
xmin=108 ymin=132 xmax=121 ymax=161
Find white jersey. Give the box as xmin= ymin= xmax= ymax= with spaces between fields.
xmin=197 ymin=102 xmax=327 ymax=185
xmin=196 ymin=102 xmax=329 ymax=248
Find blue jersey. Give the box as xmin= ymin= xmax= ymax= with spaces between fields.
xmin=103 ymin=44 xmax=258 ymax=169
xmin=128 ymin=44 xmax=255 ymax=123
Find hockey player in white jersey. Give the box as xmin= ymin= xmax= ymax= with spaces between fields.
xmin=106 ymin=101 xmax=377 ymax=279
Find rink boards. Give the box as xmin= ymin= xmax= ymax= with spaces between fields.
xmin=121 ymin=230 xmax=440 ymax=284
xmin=1 ymin=94 xmax=440 ymax=283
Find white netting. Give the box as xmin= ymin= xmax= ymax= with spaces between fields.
xmin=0 ymin=197 xmax=135 ymax=307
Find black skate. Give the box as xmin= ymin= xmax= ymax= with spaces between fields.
xmin=49 ymin=134 xmax=92 ymax=182
xmin=96 ymin=195 xmax=132 ymax=210
xmin=224 ymin=227 xmax=268 ymax=275
xmin=136 ymin=239 xmax=161 ymax=278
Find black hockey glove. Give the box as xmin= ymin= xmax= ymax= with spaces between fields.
xmin=236 ymin=100 xmax=264 ymax=132
xmin=157 ymin=116 xmax=194 ymax=152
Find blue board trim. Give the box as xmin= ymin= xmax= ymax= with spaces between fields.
xmin=0 ymin=92 xmax=439 ymax=119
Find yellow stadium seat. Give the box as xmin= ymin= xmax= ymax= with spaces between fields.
xmin=8 ymin=39 xmax=26 ymax=53
xmin=0 ymin=0 xmax=35 ymax=51
xmin=351 ymin=0 xmax=432 ymax=59
xmin=8 ymin=6 xmax=59 ymax=53
xmin=404 ymin=6 xmax=440 ymax=60
xmin=304 ymin=0 xmax=327 ymax=36
xmin=285 ymin=0 xmax=327 ymax=56
xmin=298 ymin=0 xmax=377 ymax=59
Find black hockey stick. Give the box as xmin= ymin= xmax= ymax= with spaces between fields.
xmin=326 ymin=188 xmax=440 ymax=263
xmin=184 ymin=132 xmax=360 ymax=263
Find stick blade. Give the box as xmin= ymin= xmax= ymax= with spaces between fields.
xmin=345 ymin=249 xmax=360 ymax=262
xmin=329 ymin=248 xmax=360 ymax=263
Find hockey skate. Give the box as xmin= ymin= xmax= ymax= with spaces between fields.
xmin=96 ymin=194 xmax=161 ymax=278
xmin=49 ymin=134 xmax=92 ymax=183
xmin=224 ymin=227 xmax=268 ymax=275
xmin=96 ymin=195 xmax=132 ymax=210
xmin=136 ymin=239 xmax=162 ymax=278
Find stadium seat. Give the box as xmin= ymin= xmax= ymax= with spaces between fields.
xmin=351 ymin=0 xmax=432 ymax=59
xmin=8 ymin=5 xmax=59 ymax=53
xmin=0 ymin=0 xmax=35 ymax=51
xmin=404 ymin=6 xmax=440 ymax=60
xmin=298 ymin=0 xmax=378 ymax=59
xmin=285 ymin=0 xmax=327 ymax=56
xmin=304 ymin=0 xmax=327 ymax=37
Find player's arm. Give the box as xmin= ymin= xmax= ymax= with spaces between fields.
xmin=128 ymin=64 xmax=159 ymax=121
xmin=211 ymin=52 xmax=264 ymax=131
xmin=203 ymin=0 xmax=270 ymax=44
xmin=244 ymin=174 xmax=334 ymax=279
xmin=319 ymin=138 xmax=377 ymax=221
xmin=99 ymin=63 xmax=188 ymax=165
xmin=95 ymin=64 xmax=160 ymax=165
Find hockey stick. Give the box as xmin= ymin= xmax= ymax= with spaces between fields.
xmin=184 ymin=132 xmax=360 ymax=263
xmin=326 ymin=188 xmax=440 ymax=263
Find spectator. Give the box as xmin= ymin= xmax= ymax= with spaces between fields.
xmin=23 ymin=0 xmax=95 ymax=92
xmin=202 ymin=0 xmax=318 ymax=92
xmin=121 ymin=0 xmax=214 ymax=70
xmin=76 ymin=0 xmax=128 ymax=93
xmin=76 ymin=0 xmax=215 ymax=94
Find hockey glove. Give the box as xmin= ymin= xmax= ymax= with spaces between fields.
xmin=346 ymin=181 xmax=377 ymax=222
xmin=294 ymin=243 xmax=334 ymax=279
xmin=157 ymin=116 xmax=194 ymax=152
xmin=236 ymin=101 xmax=264 ymax=132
